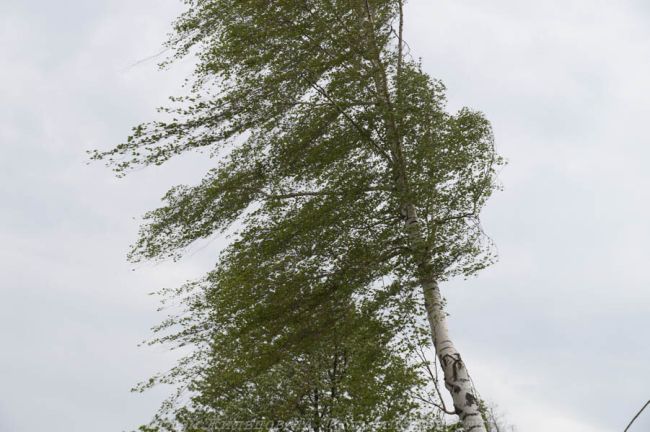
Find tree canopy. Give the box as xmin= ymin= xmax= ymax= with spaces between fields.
xmin=94 ymin=1 xmax=503 ymax=430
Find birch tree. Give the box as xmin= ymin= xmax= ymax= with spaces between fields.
xmin=94 ymin=1 xmax=503 ymax=430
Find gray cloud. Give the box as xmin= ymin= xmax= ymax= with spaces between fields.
xmin=1 ymin=1 xmax=648 ymax=431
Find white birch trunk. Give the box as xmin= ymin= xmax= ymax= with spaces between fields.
xmin=354 ymin=3 xmax=486 ymax=427
xmin=422 ymin=279 xmax=486 ymax=431
xmin=405 ymin=205 xmax=487 ymax=432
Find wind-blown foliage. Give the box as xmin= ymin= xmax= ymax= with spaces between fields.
xmin=140 ymin=273 xmax=426 ymax=431
xmin=94 ymin=0 xmax=503 ymax=430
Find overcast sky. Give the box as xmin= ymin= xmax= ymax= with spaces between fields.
xmin=1 ymin=1 xmax=649 ymax=431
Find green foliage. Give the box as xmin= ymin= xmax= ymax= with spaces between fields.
xmin=93 ymin=0 xmax=503 ymax=430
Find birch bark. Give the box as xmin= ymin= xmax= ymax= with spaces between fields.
xmin=355 ymin=3 xmax=488 ymax=428
xmin=404 ymin=204 xmax=487 ymax=432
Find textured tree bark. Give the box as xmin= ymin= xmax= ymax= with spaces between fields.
xmin=404 ymin=205 xmax=487 ymax=432
xmin=421 ymin=279 xmax=486 ymax=431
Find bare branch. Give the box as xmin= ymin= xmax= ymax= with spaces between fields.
xmin=414 ymin=343 xmax=454 ymax=416
xmin=396 ymin=0 xmax=404 ymax=89
xmin=624 ymin=400 xmax=650 ymax=432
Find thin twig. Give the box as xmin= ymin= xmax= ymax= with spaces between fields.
xmin=624 ymin=400 xmax=650 ymax=432
xmin=397 ymin=0 xmax=404 ymax=84
xmin=414 ymin=343 xmax=453 ymax=415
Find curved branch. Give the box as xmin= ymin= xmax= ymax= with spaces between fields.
xmin=624 ymin=400 xmax=650 ymax=432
